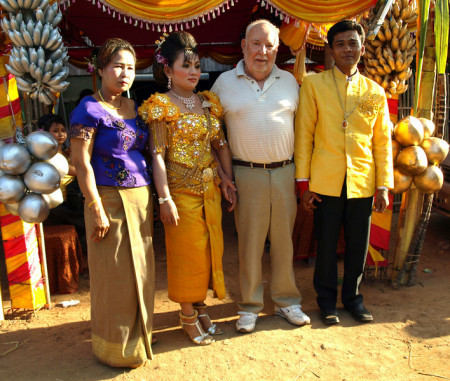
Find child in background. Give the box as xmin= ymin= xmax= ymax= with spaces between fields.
xmin=39 ymin=114 xmax=87 ymax=258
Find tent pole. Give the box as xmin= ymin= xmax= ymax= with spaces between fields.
xmin=37 ymin=223 xmax=52 ymax=309
xmin=0 ymin=279 xmax=4 ymax=320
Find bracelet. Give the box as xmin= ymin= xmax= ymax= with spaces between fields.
xmin=88 ymin=198 xmax=101 ymax=208
xmin=158 ymin=195 xmax=172 ymax=205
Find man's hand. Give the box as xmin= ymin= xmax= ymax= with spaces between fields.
xmin=374 ymin=188 xmax=389 ymax=213
xmin=301 ymin=189 xmax=322 ymax=211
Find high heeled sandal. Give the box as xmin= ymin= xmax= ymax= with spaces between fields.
xmin=179 ymin=310 xmax=215 ymax=346
xmin=193 ymin=305 xmax=224 ymax=335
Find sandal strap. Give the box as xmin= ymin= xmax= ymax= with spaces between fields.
xmin=197 ymin=313 xmax=213 ymax=325
xmin=180 ymin=312 xmax=213 ymax=344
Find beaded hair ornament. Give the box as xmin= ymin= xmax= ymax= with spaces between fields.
xmin=155 ymin=33 xmax=169 ymax=67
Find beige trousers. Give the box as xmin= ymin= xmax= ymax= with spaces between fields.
xmin=234 ymin=163 xmax=301 ymax=313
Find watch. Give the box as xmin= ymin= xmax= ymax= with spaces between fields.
xmin=158 ymin=196 xmax=172 ymax=205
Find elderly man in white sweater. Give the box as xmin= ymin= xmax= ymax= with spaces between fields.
xmin=211 ymin=19 xmax=309 ymax=333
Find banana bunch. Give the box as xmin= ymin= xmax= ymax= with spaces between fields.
xmin=6 ymin=46 xmax=68 ymax=101
xmin=0 ymin=0 xmax=47 ymax=12
xmin=0 ymin=0 xmax=68 ymax=105
xmin=363 ymin=0 xmax=417 ymax=98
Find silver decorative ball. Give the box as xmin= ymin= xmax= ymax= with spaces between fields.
xmin=25 ymin=131 xmax=58 ymax=160
xmin=45 ymin=152 xmax=69 ymax=178
xmin=0 ymin=143 xmax=31 ymax=175
xmin=42 ymin=188 xmax=64 ymax=209
xmin=18 ymin=193 xmax=50 ymax=223
xmin=24 ymin=162 xmax=61 ymax=194
xmin=4 ymin=201 xmax=20 ymax=216
xmin=0 ymin=175 xmax=26 ymax=203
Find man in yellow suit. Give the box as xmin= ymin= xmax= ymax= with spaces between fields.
xmin=294 ymin=20 xmax=394 ymax=325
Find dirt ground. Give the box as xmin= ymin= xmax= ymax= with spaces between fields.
xmin=1 ymin=206 xmax=449 ymax=381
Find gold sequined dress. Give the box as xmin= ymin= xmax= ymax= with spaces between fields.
xmin=139 ymin=91 xmax=227 ymax=302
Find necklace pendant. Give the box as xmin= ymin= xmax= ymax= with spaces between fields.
xmin=342 ymin=119 xmax=348 ymax=129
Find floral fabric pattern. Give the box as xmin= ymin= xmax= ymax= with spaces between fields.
xmin=70 ymin=96 xmax=151 ymax=187
xmin=70 ymin=124 xmax=96 ymax=141
xmin=359 ymin=94 xmax=386 ymax=119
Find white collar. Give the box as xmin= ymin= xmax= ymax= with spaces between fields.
xmin=335 ymin=65 xmax=359 ymax=82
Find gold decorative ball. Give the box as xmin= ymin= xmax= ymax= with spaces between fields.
xmin=418 ymin=117 xmax=435 ymax=138
xmin=391 ymin=167 xmax=413 ymax=194
xmin=413 ymin=165 xmax=444 ymax=194
xmin=394 ymin=116 xmax=424 ymax=146
xmin=419 ymin=137 xmax=449 ymax=165
xmin=392 ymin=140 xmax=402 ymax=163
xmin=396 ymin=146 xmax=428 ymax=175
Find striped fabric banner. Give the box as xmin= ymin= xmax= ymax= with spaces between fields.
xmin=367 ymin=178 xmax=395 ymax=272
xmin=0 ymin=55 xmax=23 ymax=140
xmin=0 ymin=204 xmax=47 ymax=310
xmin=365 ymin=95 xmax=399 ymax=271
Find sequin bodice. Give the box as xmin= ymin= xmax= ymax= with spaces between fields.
xmin=139 ymin=91 xmax=227 ymax=194
xmin=167 ymin=112 xmax=222 ymax=168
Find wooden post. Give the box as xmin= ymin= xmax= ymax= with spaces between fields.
xmin=36 ymin=223 xmax=51 ymax=309
xmin=392 ymin=187 xmax=423 ymax=282
xmin=0 ymin=279 xmax=4 ymax=320
xmin=392 ymin=7 xmax=436 ymax=284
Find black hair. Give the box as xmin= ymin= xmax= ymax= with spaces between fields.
xmin=38 ymin=113 xmax=66 ymax=131
xmin=327 ymin=20 xmax=365 ymax=48
xmin=76 ymin=88 xmax=94 ymax=106
xmin=153 ymin=32 xmax=199 ymax=91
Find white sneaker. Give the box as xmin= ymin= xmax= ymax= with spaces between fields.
xmin=274 ymin=304 xmax=310 ymax=326
xmin=235 ymin=311 xmax=258 ymax=333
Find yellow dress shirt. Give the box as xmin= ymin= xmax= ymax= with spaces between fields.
xmin=294 ymin=67 xmax=394 ymax=199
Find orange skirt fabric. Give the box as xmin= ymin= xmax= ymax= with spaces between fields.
xmin=164 ymin=181 xmax=225 ymax=303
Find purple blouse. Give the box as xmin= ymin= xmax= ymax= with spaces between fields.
xmin=70 ymin=96 xmax=151 ymax=187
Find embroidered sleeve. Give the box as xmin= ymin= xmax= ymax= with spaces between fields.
xmin=150 ymin=120 xmax=169 ymax=153
xmin=199 ymin=90 xmax=223 ymax=118
xmin=138 ymin=93 xmax=180 ymax=124
xmin=69 ymin=123 xmax=96 ymax=141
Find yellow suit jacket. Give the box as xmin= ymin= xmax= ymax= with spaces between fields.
xmin=294 ymin=67 xmax=394 ymax=199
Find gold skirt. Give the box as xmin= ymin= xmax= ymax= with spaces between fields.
xmin=85 ymin=185 xmax=154 ymax=367
xmin=165 ymin=180 xmax=226 ymax=303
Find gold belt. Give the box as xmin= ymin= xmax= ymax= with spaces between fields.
xmin=166 ymin=161 xmax=218 ymax=194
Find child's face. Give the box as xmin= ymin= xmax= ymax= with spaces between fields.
xmin=48 ymin=123 xmax=67 ymax=145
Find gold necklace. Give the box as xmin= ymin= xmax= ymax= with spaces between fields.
xmin=332 ymin=67 xmax=361 ymax=129
xmin=98 ymin=89 xmax=121 ymax=110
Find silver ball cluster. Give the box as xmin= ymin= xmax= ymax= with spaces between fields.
xmin=0 ymin=133 xmax=69 ymax=223
xmin=1 ymin=0 xmax=69 ymax=104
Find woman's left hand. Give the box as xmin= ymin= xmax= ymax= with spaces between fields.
xmin=220 ymin=175 xmax=237 ymax=212
xmin=89 ymin=202 xmax=110 ymax=241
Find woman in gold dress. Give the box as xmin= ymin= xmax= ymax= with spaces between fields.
xmin=139 ymin=32 xmax=236 ymax=346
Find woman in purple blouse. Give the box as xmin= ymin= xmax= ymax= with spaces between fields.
xmin=70 ymin=38 xmax=154 ymax=368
